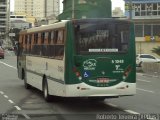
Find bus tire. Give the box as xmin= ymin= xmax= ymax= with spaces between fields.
xmin=88 ymin=97 xmax=105 ymax=102
xmin=22 ymin=70 xmax=30 ymax=89
xmin=139 ymin=61 xmax=143 ymax=67
xmin=43 ymin=78 xmax=52 ymax=102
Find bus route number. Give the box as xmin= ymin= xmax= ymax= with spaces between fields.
xmin=112 ymin=60 xmax=124 ymax=64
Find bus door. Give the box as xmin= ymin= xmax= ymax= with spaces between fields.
xmin=17 ymin=35 xmax=26 ymax=80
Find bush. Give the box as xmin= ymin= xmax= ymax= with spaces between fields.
xmin=152 ymin=46 xmax=160 ymax=56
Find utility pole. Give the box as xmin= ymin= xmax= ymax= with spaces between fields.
xmin=72 ymin=0 xmax=75 ymax=19
xmin=129 ymin=0 xmax=132 ymax=20
xmin=44 ymin=0 xmax=47 ymax=17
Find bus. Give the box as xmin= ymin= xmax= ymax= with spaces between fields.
xmin=17 ymin=18 xmax=136 ymax=102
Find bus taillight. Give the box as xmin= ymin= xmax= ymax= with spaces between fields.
xmin=123 ymin=65 xmax=132 ymax=77
xmin=76 ymin=71 xmax=81 ymax=77
xmin=73 ymin=67 xmax=81 ymax=77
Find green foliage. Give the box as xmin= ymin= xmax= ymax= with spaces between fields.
xmin=152 ymin=46 xmax=160 ymax=56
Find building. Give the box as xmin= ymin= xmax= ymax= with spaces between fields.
xmin=112 ymin=7 xmax=124 ymax=17
xmin=10 ymin=15 xmax=27 ymax=22
xmin=58 ymin=0 xmax=111 ymax=20
xmin=10 ymin=20 xmax=32 ymax=30
xmin=14 ymin=0 xmax=60 ymax=24
xmin=125 ymin=0 xmax=160 ymax=57
xmin=0 ymin=0 xmax=10 ymax=46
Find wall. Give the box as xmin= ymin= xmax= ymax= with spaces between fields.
xmin=136 ymin=41 xmax=160 ymax=58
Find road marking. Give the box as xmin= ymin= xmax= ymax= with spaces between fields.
xmin=0 ymin=91 xmax=4 ymax=95
xmin=136 ymin=73 xmax=143 ymax=76
xmin=22 ymin=113 xmax=31 ymax=119
xmin=142 ymin=74 xmax=158 ymax=78
xmin=124 ymin=110 xmax=140 ymax=114
xmin=137 ymin=73 xmax=159 ymax=78
xmin=8 ymin=100 xmax=14 ymax=104
xmin=107 ymin=103 xmax=118 ymax=108
xmin=0 ymin=91 xmax=30 ymax=119
xmin=136 ymin=88 xmax=155 ymax=93
xmin=14 ymin=106 xmax=21 ymax=111
xmin=137 ymin=79 xmax=151 ymax=83
xmin=106 ymin=103 xmax=140 ymax=116
xmin=4 ymin=95 xmax=9 ymax=98
xmin=0 ymin=61 xmax=17 ymax=70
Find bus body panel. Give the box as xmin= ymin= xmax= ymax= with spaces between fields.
xmin=25 ymin=55 xmax=65 ymax=94
xmin=64 ymin=19 xmax=136 ymax=97
xmin=65 ymin=82 xmax=136 ymax=97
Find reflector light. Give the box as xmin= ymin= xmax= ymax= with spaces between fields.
xmin=123 ymin=66 xmax=132 ymax=77
xmin=73 ymin=67 xmax=77 ymax=72
xmin=81 ymin=88 xmax=87 ymax=90
xmin=78 ymin=76 xmax=82 ymax=80
xmin=117 ymin=87 xmax=125 ymax=89
xmin=76 ymin=72 xmax=80 ymax=77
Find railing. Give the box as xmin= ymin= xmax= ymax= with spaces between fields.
xmin=142 ymin=62 xmax=160 ymax=76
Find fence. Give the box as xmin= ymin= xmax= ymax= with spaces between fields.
xmin=142 ymin=62 xmax=160 ymax=75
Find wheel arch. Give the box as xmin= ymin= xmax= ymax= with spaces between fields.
xmin=42 ymin=74 xmax=47 ymax=90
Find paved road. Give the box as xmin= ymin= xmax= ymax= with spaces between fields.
xmin=0 ymin=51 xmax=160 ymax=120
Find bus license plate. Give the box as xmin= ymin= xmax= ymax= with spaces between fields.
xmin=97 ymin=78 xmax=109 ymax=83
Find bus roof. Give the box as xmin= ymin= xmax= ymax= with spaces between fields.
xmin=19 ymin=18 xmax=131 ymax=34
xmin=20 ymin=20 xmax=69 ymax=34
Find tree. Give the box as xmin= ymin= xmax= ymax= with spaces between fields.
xmin=152 ymin=46 xmax=160 ymax=56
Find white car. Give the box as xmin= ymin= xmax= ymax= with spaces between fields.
xmin=136 ymin=54 xmax=160 ymax=67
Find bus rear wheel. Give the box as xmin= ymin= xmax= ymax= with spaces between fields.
xmin=88 ymin=97 xmax=105 ymax=102
xmin=43 ymin=78 xmax=52 ymax=102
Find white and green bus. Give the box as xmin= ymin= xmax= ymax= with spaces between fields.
xmin=17 ymin=19 xmax=136 ymax=102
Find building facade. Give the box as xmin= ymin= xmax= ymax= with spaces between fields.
xmin=125 ymin=0 xmax=160 ymax=57
xmin=0 ymin=0 xmax=10 ymax=46
xmin=14 ymin=0 xmax=60 ymax=23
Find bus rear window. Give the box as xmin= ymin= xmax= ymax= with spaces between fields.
xmin=74 ymin=21 xmax=130 ymax=54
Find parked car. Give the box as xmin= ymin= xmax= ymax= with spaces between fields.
xmin=0 ymin=46 xmax=4 ymax=59
xmin=136 ymin=54 xmax=160 ymax=67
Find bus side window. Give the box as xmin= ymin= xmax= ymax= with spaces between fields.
xmin=55 ymin=29 xmax=64 ymax=60
xmin=34 ymin=33 xmax=38 ymax=44
xmin=41 ymin=32 xmax=45 ymax=44
xmin=48 ymin=30 xmax=58 ymax=58
xmin=48 ymin=45 xmax=55 ymax=58
xmin=32 ymin=33 xmax=38 ymax=55
xmin=53 ymin=30 xmax=58 ymax=44
xmin=27 ymin=34 xmax=32 ymax=54
xmin=45 ymin=32 xmax=48 ymax=44
xmin=36 ymin=33 xmax=42 ymax=56
xmin=55 ymin=45 xmax=64 ymax=60
xmin=24 ymin=35 xmax=28 ymax=53
xmin=31 ymin=34 xmax=34 ymax=54
xmin=50 ymin=31 xmax=54 ymax=44
xmin=57 ymin=30 xmax=64 ymax=44
xmin=48 ymin=31 xmax=51 ymax=44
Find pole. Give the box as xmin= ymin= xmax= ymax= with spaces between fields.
xmin=72 ymin=0 xmax=75 ymax=19
xmin=129 ymin=0 xmax=132 ymax=20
